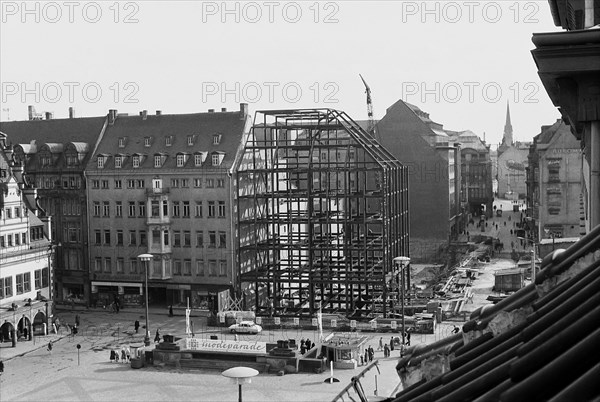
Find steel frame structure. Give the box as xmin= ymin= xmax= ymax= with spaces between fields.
xmin=235 ymin=109 xmax=409 ymax=319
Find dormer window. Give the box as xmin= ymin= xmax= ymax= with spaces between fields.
xmin=41 ymin=156 xmax=51 ymax=167
xmin=194 ymin=153 xmax=203 ymax=166
xmin=165 ymin=136 xmax=173 ymax=147
xmin=211 ymin=152 xmax=226 ymax=166
xmin=144 ymin=137 xmax=152 ymax=147
xmin=177 ymin=153 xmax=190 ymax=168
xmin=154 ymin=153 xmax=167 ymax=168
xmin=66 ymin=155 xmax=78 ymax=166
xmin=97 ymin=155 xmax=107 ymax=169
xmin=133 ymin=155 xmax=140 ymax=168
xmin=115 ymin=155 xmax=122 ymax=168
xmin=187 ymin=135 xmax=194 ymax=146
xmin=118 ymin=137 xmax=126 ymax=148
xmin=213 ymin=134 xmax=222 ymax=145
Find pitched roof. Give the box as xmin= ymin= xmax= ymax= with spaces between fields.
xmin=0 ymin=116 xmax=106 ymax=145
xmin=88 ymin=111 xmax=247 ymax=171
xmin=391 ymin=224 xmax=600 ymax=402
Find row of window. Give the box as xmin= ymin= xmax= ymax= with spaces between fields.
xmin=93 ymin=200 xmax=226 ymax=218
xmin=91 ymin=177 xmax=226 ymax=190
xmin=0 ymin=268 xmax=49 ymax=299
xmin=98 ymin=153 xmax=224 ymax=169
xmin=2 ymin=206 xmax=25 ymax=220
xmin=93 ymin=258 xmax=227 ymax=277
xmin=35 ymin=176 xmax=82 ymax=189
xmin=0 ymin=232 xmax=28 ymax=248
xmin=93 ymin=229 xmax=227 ymax=248
xmin=118 ymin=134 xmax=222 ymax=149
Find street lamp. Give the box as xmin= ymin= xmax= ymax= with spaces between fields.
xmin=393 ymin=256 xmax=411 ymax=345
xmin=222 ymin=367 xmax=259 ymax=402
xmin=137 ymin=253 xmax=153 ymax=346
xmin=517 ymin=237 xmax=537 ymax=282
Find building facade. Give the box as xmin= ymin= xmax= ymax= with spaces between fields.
xmin=527 ymin=119 xmax=583 ymax=241
xmin=85 ymin=106 xmax=249 ymax=310
xmin=497 ymin=103 xmax=531 ymax=198
xmin=0 ymin=132 xmax=54 ymax=346
xmin=1 ymin=112 xmax=107 ymax=304
xmin=532 ymin=0 xmax=600 ymax=234
xmin=376 ymin=100 xmax=462 ymax=262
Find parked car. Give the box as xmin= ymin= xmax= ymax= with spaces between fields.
xmin=228 ymin=321 xmax=262 ymax=334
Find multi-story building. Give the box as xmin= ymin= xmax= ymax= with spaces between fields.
xmin=0 ymin=132 xmax=54 ymax=346
xmin=1 ymin=109 xmax=107 ymax=303
xmin=532 ymin=0 xmax=600 ymax=234
xmin=85 ymin=106 xmax=250 ymax=310
xmin=447 ymin=130 xmax=493 ymax=218
xmin=375 ymin=100 xmax=462 ymax=262
xmin=527 ymin=119 xmax=583 ymax=241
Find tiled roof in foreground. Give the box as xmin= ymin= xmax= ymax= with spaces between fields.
xmin=391 ymin=224 xmax=600 ymax=402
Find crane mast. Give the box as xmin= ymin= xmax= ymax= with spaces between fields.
xmin=359 ymin=74 xmax=377 ymax=139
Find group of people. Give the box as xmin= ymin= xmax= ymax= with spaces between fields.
xmin=299 ymin=338 xmax=313 ymax=354
xmin=110 ymin=346 xmax=131 ymax=363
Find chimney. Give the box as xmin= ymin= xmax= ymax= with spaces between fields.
xmin=142 ymin=110 xmax=148 ymax=120
xmin=45 ymin=112 xmax=53 ymax=120
xmin=156 ymin=110 xmax=162 ymax=116
xmin=28 ymin=105 xmax=35 ymax=120
xmin=108 ymin=109 xmax=117 ymax=125
xmin=240 ymin=103 xmax=248 ymax=119
xmin=208 ymin=109 xmax=215 ymax=113
xmin=68 ymin=107 xmax=75 ymax=119
xmin=221 ymin=107 xmax=227 ymax=112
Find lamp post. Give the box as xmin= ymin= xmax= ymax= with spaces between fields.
xmin=393 ymin=256 xmax=411 ymax=345
xmin=517 ymin=237 xmax=536 ymax=282
xmin=137 ymin=253 xmax=153 ymax=346
xmin=222 ymin=367 xmax=259 ymax=402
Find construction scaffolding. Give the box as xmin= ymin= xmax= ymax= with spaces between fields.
xmin=235 ymin=109 xmax=409 ymax=319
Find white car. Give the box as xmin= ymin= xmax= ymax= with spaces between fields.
xmin=229 ymin=321 xmax=262 ymax=334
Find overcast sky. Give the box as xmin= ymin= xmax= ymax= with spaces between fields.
xmin=1 ymin=1 xmax=563 ymax=147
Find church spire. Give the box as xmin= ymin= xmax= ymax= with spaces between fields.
xmin=502 ymin=101 xmax=513 ymax=147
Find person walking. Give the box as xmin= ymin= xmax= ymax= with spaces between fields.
xmin=384 ymin=343 xmax=390 ymax=358
xmin=75 ymin=314 xmax=80 ymax=327
xmin=390 ymin=336 xmax=395 ymax=352
xmin=47 ymin=342 xmax=53 ymax=355
xmin=169 ymin=305 xmax=174 ymax=317
xmin=110 ymin=349 xmax=116 ymax=363
xmin=0 ymin=360 xmax=4 ymax=375
xmin=154 ymin=328 xmax=161 ymax=343
xmin=378 ymin=337 xmax=383 ymax=351
xmin=125 ymin=345 xmax=131 ymax=362
xmin=134 ymin=320 xmax=140 ymax=334
xmin=368 ymin=346 xmax=374 ymax=362
xmin=406 ymin=331 xmax=411 ymax=347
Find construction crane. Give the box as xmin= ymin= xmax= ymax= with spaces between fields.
xmin=359 ymin=74 xmax=378 ymax=140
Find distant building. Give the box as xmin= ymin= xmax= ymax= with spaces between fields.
xmin=376 ymin=100 xmax=463 ymax=262
xmin=527 ymin=119 xmax=583 ymax=241
xmin=0 ymin=132 xmax=54 ymax=345
xmin=496 ymin=102 xmax=530 ymax=198
xmin=447 ymin=130 xmax=493 ymax=218
xmin=1 ymin=112 xmax=106 ymax=304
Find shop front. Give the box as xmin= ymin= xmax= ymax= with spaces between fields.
xmin=91 ymin=281 xmax=143 ymax=308
xmin=321 ymin=333 xmax=369 ymax=369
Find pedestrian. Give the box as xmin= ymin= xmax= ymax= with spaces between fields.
xmin=75 ymin=314 xmax=80 ymax=327
xmin=134 ymin=320 xmax=140 ymax=333
xmin=390 ymin=336 xmax=395 ymax=351
xmin=368 ymin=346 xmax=374 ymax=362
xmin=510 ymin=229 xmax=513 ymax=235
xmin=125 ymin=345 xmax=131 ymax=362
xmin=23 ymin=326 xmax=28 ymax=340
xmin=169 ymin=305 xmax=173 ymax=317
xmin=305 ymin=339 xmax=312 ymax=350
xmin=121 ymin=347 xmax=126 ymax=363
xmin=360 ymin=354 xmax=364 ymax=365
xmin=384 ymin=343 xmax=390 ymax=358
xmin=300 ymin=339 xmax=306 ymax=354
xmin=154 ymin=328 xmax=161 ymax=343
xmin=406 ymin=331 xmax=411 ymax=347
xmin=114 ymin=352 xmax=119 ymax=363
xmin=0 ymin=360 xmax=3 ymax=374
xmin=378 ymin=337 xmax=383 ymax=351
xmin=364 ymin=349 xmax=369 ymax=365
xmin=47 ymin=342 xmax=53 ymax=354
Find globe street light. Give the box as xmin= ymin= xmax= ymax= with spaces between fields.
xmin=393 ymin=256 xmax=411 ymax=345
xmin=222 ymin=366 xmax=259 ymax=402
xmin=137 ymin=253 xmax=153 ymax=346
